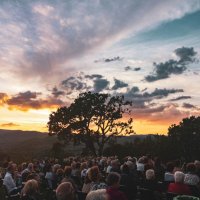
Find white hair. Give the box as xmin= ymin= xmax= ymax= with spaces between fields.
xmin=174 ymin=171 xmax=185 ymax=183
xmin=86 ymin=189 xmax=108 ymax=200
xmin=145 ymin=169 xmax=155 ymax=180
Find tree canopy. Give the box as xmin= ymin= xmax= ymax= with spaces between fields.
xmin=168 ymin=116 xmax=200 ymax=160
xmin=48 ymin=92 xmax=134 ymax=156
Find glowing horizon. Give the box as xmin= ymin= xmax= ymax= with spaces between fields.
xmin=0 ymin=0 xmax=200 ymax=134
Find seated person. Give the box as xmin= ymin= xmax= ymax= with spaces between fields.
xmin=120 ymin=164 xmax=137 ymax=200
xmin=21 ymin=179 xmax=41 ymax=200
xmin=141 ymin=169 xmax=159 ymax=191
xmin=168 ymin=171 xmax=191 ymax=195
xmin=86 ymin=189 xmax=109 ymax=200
xmin=82 ymin=166 xmax=106 ymax=193
xmin=3 ymin=163 xmax=21 ymax=195
xmin=56 ymin=182 xmax=76 ymax=200
xmin=184 ymin=163 xmax=200 ymax=186
xmin=21 ymin=163 xmax=34 ymax=182
xmin=164 ymin=162 xmax=175 ymax=182
xmin=194 ymin=160 xmax=200 ymax=178
xmin=106 ymin=172 xmax=127 ymax=200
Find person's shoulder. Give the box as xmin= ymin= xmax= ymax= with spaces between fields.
xmin=168 ymin=182 xmax=175 ymax=189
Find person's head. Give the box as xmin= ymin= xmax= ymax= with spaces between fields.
xmin=166 ymin=162 xmax=174 ymax=173
xmin=57 ymin=168 xmax=64 ymax=176
xmin=174 ymin=171 xmax=185 ymax=183
xmin=186 ymin=163 xmax=196 ymax=173
xmin=21 ymin=162 xmax=27 ymax=170
xmin=56 ymin=182 xmax=75 ymax=200
xmin=53 ymin=164 xmax=61 ymax=173
xmin=126 ymin=160 xmax=134 ymax=170
xmin=145 ymin=169 xmax=155 ymax=180
xmin=28 ymin=163 xmax=34 ymax=172
xmin=86 ymin=189 xmax=109 ymax=200
xmin=88 ymin=166 xmax=100 ymax=182
xmin=154 ymin=157 xmax=161 ymax=167
xmin=26 ymin=173 xmax=40 ymax=182
xmin=138 ymin=157 xmax=144 ymax=164
xmin=128 ymin=157 xmax=137 ymax=164
xmin=7 ymin=163 xmax=15 ymax=173
xmin=111 ymin=159 xmax=119 ymax=169
xmin=81 ymin=162 xmax=87 ymax=171
xmin=194 ymin=160 xmax=200 ymax=169
xmin=122 ymin=164 xmax=129 ymax=174
xmin=106 ymin=172 xmax=120 ymax=188
xmin=22 ymin=179 xmax=39 ymax=196
xmin=71 ymin=162 xmax=76 ymax=169
xmin=75 ymin=162 xmax=81 ymax=169
xmin=174 ymin=159 xmax=181 ymax=167
xmin=144 ymin=164 xmax=152 ymax=171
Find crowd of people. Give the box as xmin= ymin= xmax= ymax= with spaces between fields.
xmin=0 ymin=155 xmax=200 ymax=200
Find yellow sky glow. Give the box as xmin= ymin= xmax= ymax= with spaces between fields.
xmin=0 ymin=107 xmax=169 ymax=135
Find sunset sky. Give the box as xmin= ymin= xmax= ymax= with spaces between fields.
xmin=0 ymin=0 xmax=200 ymax=134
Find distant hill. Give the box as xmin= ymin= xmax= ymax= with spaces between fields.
xmin=0 ymin=129 xmax=56 ymax=162
xmin=0 ymin=129 xmax=153 ymax=162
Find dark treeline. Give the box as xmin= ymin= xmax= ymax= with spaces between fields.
xmin=103 ymin=135 xmax=183 ymax=162
xmin=105 ymin=115 xmax=200 ymax=162
xmin=52 ymin=115 xmax=200 ymax=163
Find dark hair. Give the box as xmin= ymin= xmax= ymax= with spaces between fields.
xmin=144 ymin=164 xmax=152 ymax=171
xmin=166 ymin=162 xmax=174 ymax=173
xmin=186 ymin=163 xmax=196 ymax=173
xmin=122 ymin=164 xmax=129 ymax=174
xmin=64 ymin=166 xmax=72 ymax=177
xmin=174 ymin=159 xmax=181 ymax=167
xmin=7 ymin=163 xmax=14 ymax=172
xmin=88 ymin=166 xmax=100 ymax=182
xmin=154 ymin=157 xmax=161 ymax=167
xmin=106 ymin=172 xmax=120 ymax=186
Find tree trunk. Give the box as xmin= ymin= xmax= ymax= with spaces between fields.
xmin=85 ymin=139 xmax=97 ymax=156
xmin=98 ymin=144 xmax=104 ymax=156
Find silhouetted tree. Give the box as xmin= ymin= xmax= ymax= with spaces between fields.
xmin=168 ymin=116 xmax=200 ymax=161
xmin=48 ymin=92 xmax=134 ymax=156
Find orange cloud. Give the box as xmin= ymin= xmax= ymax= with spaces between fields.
xmin=131 ymin=103 xmax=200 ymax=134
xmin=1 ymin=91 xmax=64 ymax=111
xmin=0 ymin=122 xmax=20 ymax=127
xmin=0 ymin=92 xmax=9 ymax=105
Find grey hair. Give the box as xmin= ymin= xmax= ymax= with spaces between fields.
xmin=86 ymin=189 xmax=108 ymax=200
xmin=174 ymin=171 xmax=185 ymax=183
xmin=145 ymin=169 xmax=155 ymax=180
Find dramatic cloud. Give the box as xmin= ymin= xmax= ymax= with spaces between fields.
xmin=93 ymin=78 xmax=110 ymax=93
xmin=0 ymin=0 xmax=199 ymax=81
xmin=0 ymin=122 xmax=20 ymax=127
xmin=61 ymin=76 xmax=88 ymax=95
xmin=124 ymin=66 xmax=141 ymax=71
xmin=133 ymin=103 xmax=190 ymax=124
xmin=182 ymin=103 xmax=196 ymax=109
xmin=170 ymin=96 xmax=192 ymax=101
xmin=60 ymin=73 xmax=111 ymax=94
xmin=122 ymin=87 xmax=184 ymax=108
xmin=0 ymin=93 xmax=9 ymax=105
xmin=95 ymin=56 xmax=123 ymax=63
xmin=134 ymin=67 xmax=141 ymax=71
xmin=125 ymin=66 xmax=132 ymax=71
xmin=145 ymin=47 xmax=197 ymax=82
xmin=5 ymin=91 xmax=63 ymax=111
xmin=144 ymin=88 xmax=184 ymax=98
xmin=85 ymin=74 xmax=103 ymax=79
xmin=112 ymin=79 xmax=128 ymax=90
xmin=51 ymin=87 xmax=65 ymax=98
xmin=175 ymin=47 xmax=197 ymax=63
